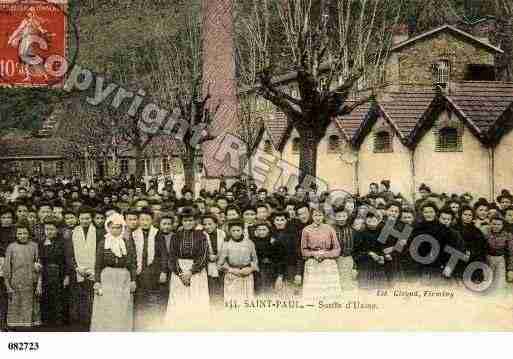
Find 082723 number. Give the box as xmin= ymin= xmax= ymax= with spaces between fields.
xmin=7 ymin=342 xmax=40 ymax=351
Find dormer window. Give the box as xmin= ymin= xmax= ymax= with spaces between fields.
xmin=319 ymin=78 xmax=328 ymax=91
xmin=121 ymin=159 xmax=129 ymax=174
xmin=432 ymin=59 xmax=450 ymax=87
xmin=437 ymin=128 xmax=459 ymax=151
xmin=162 ymin=157 xmax=170 ymax=174
xmin=264 ymin=140 xmax=273 ymax=154
xmin=56 ymin=160 xmax=64 ymax=175
xmin=327 ymin=135 xmax=340 ymax=153
xmin=373 ymin=131 xmax=393 ymax=153
xmin=435 ymin=111 xmax=463 ymax=152
xmin=292 ymin=137 xmax=300 ymax=154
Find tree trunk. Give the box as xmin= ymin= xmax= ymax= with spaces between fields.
xmin=496 ymin=16 xmax=513 ymax=82
xmin=502 ymin=18 xmax=512 ymax=82
xmin=134 ymin=144 xmax=145 ymax=178
xmin=183 ymin=158 xmax=195 ymax=193
xmin=298 ymin=127 xmax=321 ymax=186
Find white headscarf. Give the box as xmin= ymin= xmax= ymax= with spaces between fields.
xmin=104 ymin=212 xmax=127 ymax=258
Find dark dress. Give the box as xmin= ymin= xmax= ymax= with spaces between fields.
xmin=203 ymin=230 xmax=224 ymax=305
xmin=408 ymin=220 xmax=452 ymax=284
xmin=455 ymin=223 xmax=488 ymax=283
xmin=277 ymin=221 xmax=306 ymax=283
xmin=253 ymin=236 xmax=273 ymax=296
xmin=133 ymin=228 xmax=166 ymax=330
xmin=39 ymin=235 xmax=66 ymax=329
xmin=156 ymin=231 xmax=173 ymax=311
xmin=59 ymin=225 xmax=74 ymax=327
xmin=64 ymin=226 xmax=104 ymax=332
xmin=353 ymin=225 xmax=388 ymax=289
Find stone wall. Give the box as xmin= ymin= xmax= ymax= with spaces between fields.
xmin=386 ymin=32 xmax=495 ymax=89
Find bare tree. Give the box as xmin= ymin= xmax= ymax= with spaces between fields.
xmin=237 ymin=0 xmax=401 ymax=182
xmin=237 ymin=95 xmax=264 ymax=177
xmin=148 ymin=1 xmax=219 ymax=191
xmin=493 ymin=0 xmax=513 ymax=81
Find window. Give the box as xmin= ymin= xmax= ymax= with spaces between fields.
xmin=55 ymin=161 xmax=64 ymax=175
xmin=264 ymin=140 xmax=273 ymax=154
xmin=120 ymin=159 xmax=129 ymax=174
xmin=432 ymin=59 xmax=450 ymax=86
xmin=373 ymin=132 xmax=393 ymax=153
xmin=97 ymin=160 xmax=105 ymax=177
xmin=436 ymin=127 xmax=462 ymax=152
xmin=144 ymin=158 xmax=152 ymax=175
xmin=319 ymin=77 xmax=328 ymax=91
xmin=465 ymin=64 xmax=495 ymax=81
xmin=12 ymin=161 xmax=21 ymax=174
xmin=162 ymin=157 xmax=170 ymax=175
xmin=292 ymin=137 xmax=300 ymax=154
xmin=327 ymin=135 xmax=340 ymax=153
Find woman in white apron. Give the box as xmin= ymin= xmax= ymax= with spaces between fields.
xmin=91 ymin=213 xmax=137 ymax=331
xmin=301 ymin=208 xmax=342 ymax=301
xmin=165 ymin=208 xmax=210 ymax=325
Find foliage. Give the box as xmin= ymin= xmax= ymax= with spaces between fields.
xmin=0 ymin=88 xmax=69 ymax=136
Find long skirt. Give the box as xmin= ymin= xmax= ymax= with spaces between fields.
xmin=90 ymin=268 xmax=133 ymax=332
xmin=336 ymin=256 xmax=357 ymax=291
xmin=254 ymin=262 xmax=274 ymax=297
xmin=0 ymin=281 xmax=7 ymax=331
xmin=357 ymin=268 xmax=388 ymax=290
xmin=488 ymin=255 xmax=507 ymax=293
xmin=69 ymin=280 xmax=94 ymax=331
xmin=41 ymin=264 xmax=64 ymax=329
xmin=208 ymin=274 xmax=224 ymax=307
xmin=7 ymin=288 xmax=40 ymax=328
xmin=134 ymin=288 xmax=162 ymax=331
xmin=165 ymin=259 xmax=210 ymax=323
xmin=303 ymin=258 xmax=342 ymax=301
xmin=224 ymin=271 xmax=254 ymax=301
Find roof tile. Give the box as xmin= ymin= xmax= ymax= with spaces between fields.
xmin=448 ymin=81 xmax=513 ymax=133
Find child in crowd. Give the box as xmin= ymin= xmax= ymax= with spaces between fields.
xmin=39 ymin=216 xmax=66 ymax=330
xmin=3 ymin=220 xmax=42 ymax=330
xmin=202 ymin=214 xmax=226 ymax=306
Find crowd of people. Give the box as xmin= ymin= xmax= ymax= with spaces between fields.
xmin=0 ymin=174 xmax=512 ymax=332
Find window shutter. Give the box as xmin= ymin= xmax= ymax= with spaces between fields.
xmin=292 ymin=138 xmax=300 ymax=154
xmin=264 ymin=140 xmax=273 ymax=154
xmin=120 ymin=159 xmax=128 ymax=174
xmin=435 ymin=127 xmax=462 ymax=152
xmin=327 ymin=135 xmax=340 ymax=153
xmin=373 ymin=132 xmax=393 ymax=153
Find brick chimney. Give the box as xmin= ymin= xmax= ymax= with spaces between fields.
xmin=392 ymin=23 xmax=409 ymax=45
xmin=201 ymin=0 xmax=241 ymax=180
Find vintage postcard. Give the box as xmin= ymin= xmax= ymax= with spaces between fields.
xmin=0 ymin=0 xmax=513 ymax=340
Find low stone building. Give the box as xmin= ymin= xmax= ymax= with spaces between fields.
xmin=248 ymin=24 xmax=513 ymax=201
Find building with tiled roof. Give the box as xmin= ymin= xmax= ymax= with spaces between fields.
xmin=248 ymin=23 xmax=513 ymax=201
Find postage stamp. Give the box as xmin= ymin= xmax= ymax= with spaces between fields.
xmin=0 ymin=0 xmax=68 ymax=87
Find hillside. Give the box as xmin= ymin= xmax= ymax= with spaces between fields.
xmin=0 ymin=0 xmax=184 ymax=136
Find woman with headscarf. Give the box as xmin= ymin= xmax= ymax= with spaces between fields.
xmin=90 ymin=213 xmax=137 ymax=331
